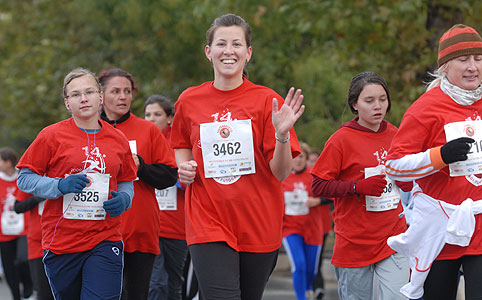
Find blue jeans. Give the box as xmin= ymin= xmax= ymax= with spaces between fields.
xmin=43 ymin=240 xmax=123 ymax=300
xmin=148 ymin=237 xmax=188 ymax=300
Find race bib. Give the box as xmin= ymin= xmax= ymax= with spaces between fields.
xmin=156 ymin=185 xmax=177 ymax=211
xmin=63 ymin=173 xmax=110 ymax=220
xmin=365 ymin=165 xmax=400 ymax=212
xmin=444 ymin=120 xmax=482 ymax=176
xmin=1 ymin=191 xmax=24 ymax=235
xmin=284 ymin=190 xmax=309 ymax=216
xmin=200 ymin=120 xmax=256 ymax=178
xmin=1 ymin=210 xmax=24 ymax=235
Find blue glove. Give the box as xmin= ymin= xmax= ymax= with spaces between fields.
xmin=103 ymin=191 xmax=131 ymax=217
xmin=58 ymin=174 xmax=90 ymax=194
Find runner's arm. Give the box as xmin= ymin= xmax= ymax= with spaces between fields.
xmin=136 ymin=155 xmax=177 ymax=190
xmin=17 ymin=168 xmax=63 ymax=199
xmin=386 ymin=148 xmax=445 ymax=182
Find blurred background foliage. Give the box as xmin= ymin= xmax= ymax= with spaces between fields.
xmin=1 ymin=0 xmax=481 ymax=153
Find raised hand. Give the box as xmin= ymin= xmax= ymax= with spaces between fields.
xmin=272 ymin=87 xmax=305 ymax=138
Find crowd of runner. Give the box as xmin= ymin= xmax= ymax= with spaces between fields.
xmin=0 ymin=13 xmax=481 ymax=300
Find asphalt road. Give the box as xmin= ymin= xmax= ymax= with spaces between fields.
xmin=0 ymin=256 xmax=340 ymax=300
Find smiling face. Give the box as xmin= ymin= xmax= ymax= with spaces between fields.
xmin=445 ymin=54 xmax=482 ymax=90
xmin=102 ymin=76 xmax=133 ymax=120
xmin=145 ymin=103 xmax=172 ymax=130
xmin=64 ymin=75 xmax=102 ymax=122
xmin=352 ymin=84 xmax=389 ymax=131
xmin=205 ymin=25 xmax=252 ymax=88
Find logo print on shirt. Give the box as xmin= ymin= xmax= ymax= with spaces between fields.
xmin=466 ymin=111 xmax=482 ymax=121
xmin=82 ymin=146 xmax=106 ymax=173
xmin=293 ymin=182 xmax=307 ymax=192
xmin=373 ymin=147 xmax=388 ymax=165
xmin=112 ymin=247 xmax=120 ymax=256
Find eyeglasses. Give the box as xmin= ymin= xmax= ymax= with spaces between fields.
xmin=65 ymin=90 xmax=101 ymax=101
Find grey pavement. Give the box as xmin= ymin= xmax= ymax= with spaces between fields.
xmin=0 ymin=255 xmax=339 ymax=300
xmin=263 ymin=256 xmax=339 ymax=300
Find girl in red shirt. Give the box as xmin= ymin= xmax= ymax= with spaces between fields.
xmin=281 ymin=142 xmax=324 ymax=300
xmin=172 ymin=14 xmax=304 ymax=300
xmin=311 ymin=72 xmax=409 ymax=300
xmin=17 ymin=68 xmax=137 ymax=299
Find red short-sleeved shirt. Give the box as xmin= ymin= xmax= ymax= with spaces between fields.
xmin=17 ymin=118 xmax=137 ymax=254
xmin=282 ymin=167 xmax=324 ymax=245
xmin=311 ymin=119 xmax=406 ymax=267
xmin=171 ymin=79 xmax=300 ymax=252
xmin=105 ymin=114 xmax=177 ymax=254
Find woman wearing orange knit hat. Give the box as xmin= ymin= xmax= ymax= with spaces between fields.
xmin=386 ymin=24 xmax=482 ymax=300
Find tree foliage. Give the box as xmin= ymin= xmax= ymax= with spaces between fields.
xmin=1 ymin=0 xmax=481 ymax=153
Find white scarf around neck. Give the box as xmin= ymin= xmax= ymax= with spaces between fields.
xmin=440 ymin=76 xmax=482 ymax=106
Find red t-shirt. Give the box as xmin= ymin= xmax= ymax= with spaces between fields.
xmin=15 ymin=189 xmax=42 ymax=260
xmin=388 ymin=87 xmax=482 ymax=260
xmin=105 ymin=113 xmax=177 ymax=254
xmin=0 ymin=172 xmax=28 ymax=242
xmin=158 ymin=126 xmax=185 ymax=240
xmin=311 ymin=119 xmax=406 ymax=267
xmin=171 ymin=79 xmax=300 ymax=252
xmin=17 ymin=118 xmax=137 ymax=254
xmin=282 ymin=167 xmax=324 ymax=245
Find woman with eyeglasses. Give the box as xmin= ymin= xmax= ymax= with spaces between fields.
xmin=16 ymin=67 xmax=138 ymax=299
xmin=99 ymin=69 xmax=178 ymax=300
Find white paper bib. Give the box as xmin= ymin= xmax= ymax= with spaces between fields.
xmin=200 ymin=120 xmax=256 ymax=179
xmin=284 ymin=190 xmax=309 ymax=216
xmin=156 ymin=185 xmax=177 ymax=211
xmin=444 ymin=120 xmax=482 ymax=176
xmin=365 ymin=165 xmax=400 ymax=212
xmin=63 ymin=173 xmax=110 ymax=220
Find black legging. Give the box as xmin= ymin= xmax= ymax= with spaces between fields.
xmin=121 ymin=251 xmax=156 ymax=300
xmin=29 ymin=258 xmax=54 ymax=300
xmin=0 ymin=237 xmax=33 ymax=300
xmin=424 ymin=254 xmax=482 ymax=300
xmin=189 ymin=242 xmax=278 ymax=300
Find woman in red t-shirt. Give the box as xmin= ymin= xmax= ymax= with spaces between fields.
xmin=311 ymin=72 xmax=409 ymax=300
xmin=172 ymin=13 xmax=304 ymax=300
xmin=281 ymin=142 xmax=324 ymax=300
xmin=144 ymin=95 xmax=188 ymax=300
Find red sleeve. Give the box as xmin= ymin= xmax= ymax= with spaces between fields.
xmin=311 ymin=175 xmax=356 ymax=198
xmin=17 ymin=130 xmax=51 ymax=175
xmin=171 ymin=95 xmax=192 ymax=149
